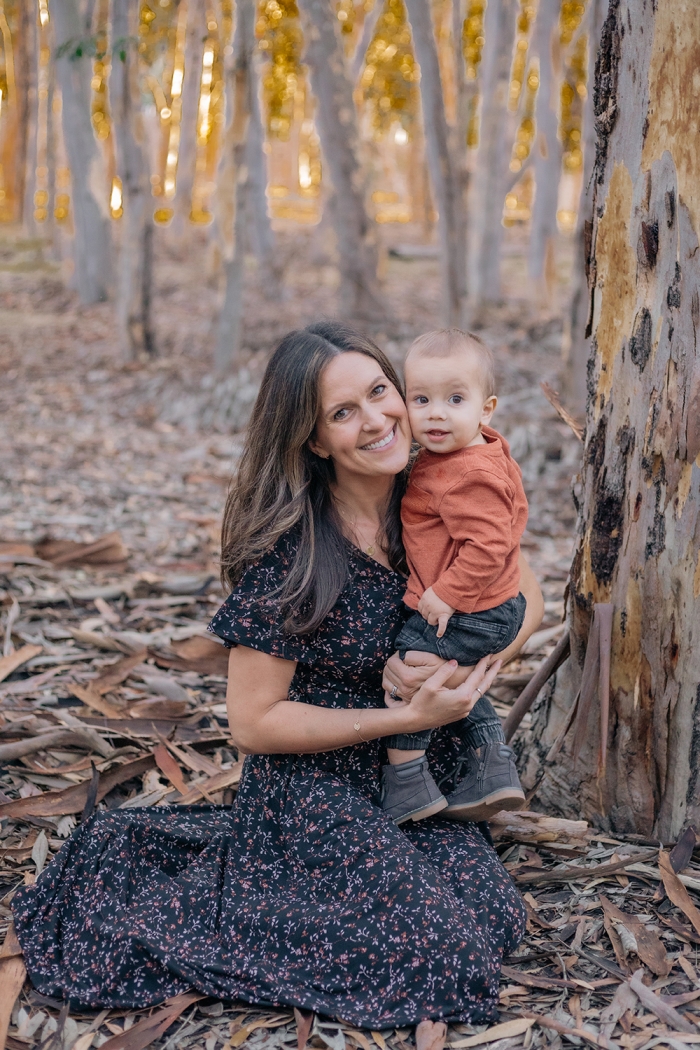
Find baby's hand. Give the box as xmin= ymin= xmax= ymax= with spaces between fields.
xmin=417 ymin=587 xmax=456 ymax=638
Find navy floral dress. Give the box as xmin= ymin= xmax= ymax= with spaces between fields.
xmin=13 ymin=532 xmax=525 ymax=1027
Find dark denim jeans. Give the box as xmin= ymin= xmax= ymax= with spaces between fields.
xmin=384 ymin=593 xmax=526 ymax=752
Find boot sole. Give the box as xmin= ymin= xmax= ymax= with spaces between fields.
xmin=394 ymin=796 xmax=449 ymax=825
xmin=441 ymin=788 xmax=526 ymax=823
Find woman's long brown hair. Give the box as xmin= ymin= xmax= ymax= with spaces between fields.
xmin=220 ymin=321 xmax=409 ymax=634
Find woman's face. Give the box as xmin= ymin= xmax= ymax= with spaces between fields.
xmin=310 ymin=352 xmax=411 ymax=481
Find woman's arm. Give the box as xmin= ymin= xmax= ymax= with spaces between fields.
xmin=382 ymin=552 xmax=544 ymax=699
xmin=226 ymin=645 xmax=502 ymax=755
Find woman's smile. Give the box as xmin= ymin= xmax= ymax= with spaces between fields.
xmin=360 ymin=423 xmax=398 ymax=451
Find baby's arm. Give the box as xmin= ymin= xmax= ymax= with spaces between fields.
xmin=417 ymin=587 xmax=455 ymax=638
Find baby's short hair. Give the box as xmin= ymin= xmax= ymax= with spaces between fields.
xmin=406 ymin=328 xmax=496 ymax=397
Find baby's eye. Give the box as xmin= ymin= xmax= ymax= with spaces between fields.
xmin=448 ymin=395 xmax=463 ymax=405
xmin=413 ymin=395 xmax=429 ymax=405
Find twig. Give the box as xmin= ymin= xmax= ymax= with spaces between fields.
xmin=504 ymin=631 xmax=571 ymax=742
xmin=519 ymin=1010 xmax=620 ymax=1050
xmin=540 ymin=381 xmax=584 ymax=440
xmin=515 ymin=848 xmax=659 ymax=885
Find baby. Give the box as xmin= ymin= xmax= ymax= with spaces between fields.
xmin=381 ymin=328 xmax=528 ymax=824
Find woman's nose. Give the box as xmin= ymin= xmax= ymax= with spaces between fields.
xmin=361 ymin=403 xmax=387 ymax=431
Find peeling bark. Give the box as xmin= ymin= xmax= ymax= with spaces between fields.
xmin=296 ymin=0 xmax=383 ymax=320
xmin=524 ymin=0 xmax=700 ymax=841
xmin=404 ymin=0 xmax=467 ymax=325
xmin=50 ymin=0 xmax=111 ymax=304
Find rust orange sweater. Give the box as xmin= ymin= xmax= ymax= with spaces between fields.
xmin=402 ymin=426 xmax=529 ymax=614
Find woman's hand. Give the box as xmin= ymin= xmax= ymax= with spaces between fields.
xmin=382 ymin=649 xmax=444 ymax=705
xmin=403 ymin=657 xmax=502 ymax=732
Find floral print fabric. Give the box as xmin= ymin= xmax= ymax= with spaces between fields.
xmin=13 ymin=533 xmax=525 ymax=1026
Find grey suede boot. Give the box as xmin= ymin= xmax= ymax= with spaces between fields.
xmin=380 ymin=757 xmax=448 ymax=824
xmin=441 ymin=742 xmax=525 ymax=822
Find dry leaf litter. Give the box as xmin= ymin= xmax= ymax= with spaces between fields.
xmin=3 ymin=226 xmax=699 ymax=1050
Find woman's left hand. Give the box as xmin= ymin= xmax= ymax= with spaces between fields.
xmin=382 ymin=650 xmax=443 ymax=704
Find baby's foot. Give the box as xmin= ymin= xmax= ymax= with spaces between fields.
xmin=441 ymin=742 xmax=525 ymax=822
xmin=380 ymin=757 xmax=447 ymax=824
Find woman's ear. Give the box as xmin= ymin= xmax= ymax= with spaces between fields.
xmin=308 ymin=438 xmax=330 ymax=460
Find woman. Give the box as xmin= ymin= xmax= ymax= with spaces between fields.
xmin=13 ymin=323 xmax=541 ymax=1031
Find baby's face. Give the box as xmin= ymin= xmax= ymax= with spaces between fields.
xmin=404 ymin=349 xmax=496 ymax=454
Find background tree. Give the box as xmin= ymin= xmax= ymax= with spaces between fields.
xmin=296 ymin=0 xmax=383 ymax=320
xmin=51 ymin=0 xmax=111 ymax=304
xmin=520 ymin=0 xmax=700 ymax=841
xmin=404 ymin=0 xmax=467 ymax=326
xmin=467 ymin=0 xmax=517 ymax=314
xmin=111 ymin=0 xmax=155 ymax=358
xmin=527 ymin=0 xmax=561 ymax=295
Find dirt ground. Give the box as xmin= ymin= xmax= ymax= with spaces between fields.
xmin=10 ymin=224 xmax=700 ymax=1050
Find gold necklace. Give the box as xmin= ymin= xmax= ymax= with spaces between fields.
xmin=336 ymin=504 xmax=377 ymax=557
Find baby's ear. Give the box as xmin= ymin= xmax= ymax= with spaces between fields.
xmin=481 ymin=395 xmax=497 ymax=423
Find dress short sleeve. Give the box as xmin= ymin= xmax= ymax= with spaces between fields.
xmin=208 ymin=531 xmax=314 ymax=664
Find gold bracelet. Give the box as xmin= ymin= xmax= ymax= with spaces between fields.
xmin=353 ymin=720 xmax=369 ymax=744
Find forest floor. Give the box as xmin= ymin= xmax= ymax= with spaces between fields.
xmin=3 ymin=223 xmax=700 ymax=1050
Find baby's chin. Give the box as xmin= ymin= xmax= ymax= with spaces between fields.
xmin=413 ymin=434 xmax=462 ymax=453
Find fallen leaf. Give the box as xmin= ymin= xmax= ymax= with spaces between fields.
xmin=96 ymin=992 xmax=204 ymax=1050
xmin=0 ymin=755 xmax=156 ymax=818
xmin=31 ymin=830 xmax=49 ymax=875
xmin=129 ymin=697 xmax=189 ymax=719
xmin=0 ymin=644 xmax=43 ymax=685
xmin=153 ymin=743 xmax=189 ymax=794
xmin=0 ymin=928 xmax=26 ymax=1050
xmin=36 ymin=531 xmax=128 ymax=567
xmin=659 ymin=850 xmax=700 ymax=941
xmin=629 ymin=967 xmax=696 ymax=1033
xmin=447 ymin=1017 xmax=535 ymax=1047
xmin=151 ymin=635 xmax=229 ymax=676
xmin=599 ymin=894 xmax=670 ymax=976
xmin=415 ymin=1020 xmax=447 ymax=1050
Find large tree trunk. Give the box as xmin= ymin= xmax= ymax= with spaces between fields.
xmin=296 ymin=0 xmax=383 ymax=320
xmin=215 ymin=0 xmax=253 ymax=375
xmin=563 ymin=0 xmax=607 ymax=416
xmin=404 ymin=0 xmax=467 ymax=326
xmin=50 ymin=0 xmax=111 ymax=304
xmin=111 ymin=0 xmax=156 ymax=358
xmin=467 ymin=0 xmax=517 ymax=314
xmin=527 ymin=0 xmax=561 ymax=292
xmin=173 ymin=0 xmax=205 ymax=233
xmin=522 ymin=0 xmax=700 ymax=841
xmin=17 ymin=0 xmax=36 ymax=231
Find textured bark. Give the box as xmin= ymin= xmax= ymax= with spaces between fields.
xmin=215 ymin=0 xmax=253 ymax=375
xmin=467 ymin=0 xmax=517 ymax=312
xmin=296 ymin=0 xmax=383 ymax=320
xmin=404 ymin=0 xmax=467 ymax=325
xmin=563 ymin=0 xmax=608 ymax=416
xmin=173 ymin=0 xmax=205 ymax=233
xmin=522 ymin=0 xmax=700 ymax=841
xmin=50 ymin=0 xmax=111 ymax=303
xmin=111 ymin=0 xmax=156 ymax=358
xmin=527 ymin=0 xmax=561 ymax=288
xmin=451 ymin=0 xmax=473 ymax=231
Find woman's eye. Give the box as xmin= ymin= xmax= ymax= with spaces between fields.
xmin=371 ymin=384 xmax=387 ymax=397
xmin=333 ymin=408 xmax=349 ymax=421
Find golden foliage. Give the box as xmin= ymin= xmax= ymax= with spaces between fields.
xmin=257 ymin=0 xmax=303 ymax=141
xmin=360 ymin=0 xmax=418 ymax=137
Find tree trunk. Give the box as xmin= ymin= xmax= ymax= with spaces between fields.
xmin=173 ymin=0 xmax=205 ymax=233
xmin=245 ymin=15 xmax=281 ymax=296
xmin=50 ymin=0 xmax=111 ymax=304
xmin=351 ymin=0 xmax=383 ymax=82
xmin=527 ymin=0 xmax=561 ymax=292
xmin=467 ymin=0 xmax=517 ymax=314
xmin=451 ymin=0 xmax=473 ymax=234
xmin=296 ymin=0 xmax=383 ymax=320
xmin=18 ymin=0 xmax=37 ymax=232
xmin=111 ymin=0 xmax=156 ymax=357
xmin=215 ymin=0 xmax=253 ymax=375
xmin=404 ymin=0 xmax=467 ymax=325
xmin=522 ymin=0 xmax=700 ymax=841
xmin=563 ymin=0 xmax=607 ymax=416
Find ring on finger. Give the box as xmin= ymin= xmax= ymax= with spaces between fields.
xmin=390 ymin=685 xmax=400 ymax=700
xmin=475 ymin=687 xmax=483 ymax=698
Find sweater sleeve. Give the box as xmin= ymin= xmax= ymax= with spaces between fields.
xmin=431 ymin=469 xmax=514 ymax=613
